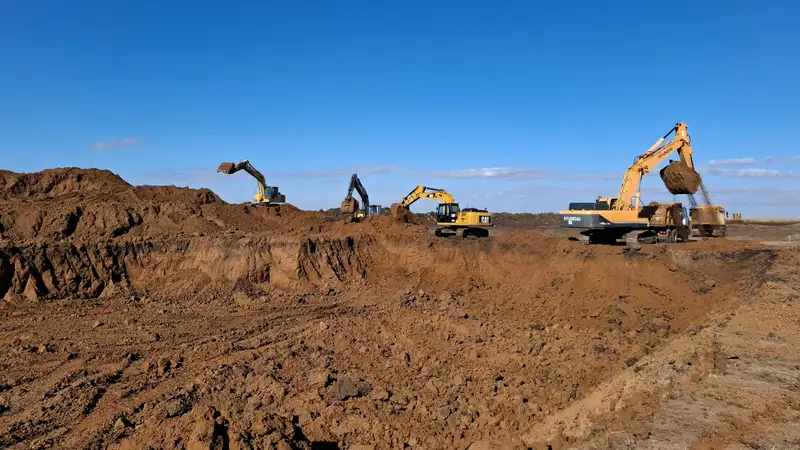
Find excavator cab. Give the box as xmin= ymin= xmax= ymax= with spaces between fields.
xmin=436 ymin=203 xmax=460 ymax=223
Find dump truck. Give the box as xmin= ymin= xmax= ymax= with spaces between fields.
xmin=685 ymin=183 xmax=727 ymax=237
xmin=691 ymin=205 xmax=727 ymax=237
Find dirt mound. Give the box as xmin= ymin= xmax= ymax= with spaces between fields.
xmin=0 ymin=168 xmax=428 ymax=245
xmin=0 ymin=168 xmax=132 ymax=201
xmin=132 ymin=185 xmax=221 ymax=205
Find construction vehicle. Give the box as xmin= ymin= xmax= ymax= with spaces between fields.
xmin=690 ymin=205 xmax=727 ymax=237
xmin=340 ymin=173 xmax=369 ymax=222
xmin=730 ymin=212 xmax=743 ymax=222
xmin=559 ymin=122 xmax=703 ymax=244
xmin=390 ymin=185 xmax=493 ymax=238
xmin=217 ymin=160 xmax=286 ymax=205
xmin=368 ymin=205 xmax=388 ymax=216
xmin=684 ymin=184 xmax=727 ymax=237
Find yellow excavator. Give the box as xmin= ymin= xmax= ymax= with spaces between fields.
xmin=340 ymin=173 xmax=369 ymax=222
xmin=217 ymin=160 xmax=286 ymax=205
xmin=391 ymin=185 xmax=493 ymax=237
xmin=560 ymin=122 xmax=704 ymax=244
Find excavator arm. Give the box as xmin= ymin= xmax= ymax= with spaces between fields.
xmin=340 ymin=173 xmax=370 ymax=216
xmin=217 ymin=160 xmax=285 ymax=204
xmin=398 ymin=185 xmax=457 ymax=208
xmin=390 ymin=185 xmax=458 ymax=222
xmin=612 ymin=122 xmax=697 ymax=210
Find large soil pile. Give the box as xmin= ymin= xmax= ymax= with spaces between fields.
xmin=0 ymin=168 xmax=426 ymax=246
xmin=1 ymin=168 xmax=799 ymax=450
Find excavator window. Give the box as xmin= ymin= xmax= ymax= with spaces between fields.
xmin=436 ymin=203 xmax=460 ymax=223
xmin=569 ymin=202 xmax=610 ymax=211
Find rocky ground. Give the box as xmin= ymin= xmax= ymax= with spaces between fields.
xmin=1 ymin=168 xmax=799 ymax=449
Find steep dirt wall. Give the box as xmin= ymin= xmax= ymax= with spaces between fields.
xmin=0 ymin=235 xmax=381 ymax=302
xmin=2 ymin=232 xmax=775 ymax=331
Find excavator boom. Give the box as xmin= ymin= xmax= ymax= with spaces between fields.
xmin=398 ymin=185 xmax=457 ymax=208
xmin=559 ymin=121 xmax=720 ymax=245
xmin=216 ymin=160 xmax=285 ymax=204
xmin=612 ymin=122 xmax=700 ymax=210
xmin=340 ymin=173 xmax=370 ymax=217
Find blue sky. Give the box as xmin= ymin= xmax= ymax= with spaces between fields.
xmin=1 ymin=1 xmax=798 ymax=216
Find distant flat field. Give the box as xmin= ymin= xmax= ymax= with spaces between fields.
xmin=738 ymin=218 xmax=800 ymax=225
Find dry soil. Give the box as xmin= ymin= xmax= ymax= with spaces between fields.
xmin=1 ymin=169 xmax=799 ymax=450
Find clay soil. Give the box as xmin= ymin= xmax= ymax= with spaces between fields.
xmin=1 ymin=169 xmax=799 ymax=450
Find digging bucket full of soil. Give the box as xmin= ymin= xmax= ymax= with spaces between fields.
xmin=660 ymin=160 xmax=701 ymax=195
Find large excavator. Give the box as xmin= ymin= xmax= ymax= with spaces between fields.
xmin=560 ymin=122 xmax=705 ymax=244
xmin=340 ymin=173 xmax=369 ymax=221
xmin=217 ymin=160 xmax=286 ymax=205
xmin=391 ymin=186 xmax=493 ymax=238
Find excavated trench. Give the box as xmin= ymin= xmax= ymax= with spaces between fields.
xmin=0 ymin=232 xmax=777 ymax=314
xmin=0 ymin=231 xmax=782 ymax=449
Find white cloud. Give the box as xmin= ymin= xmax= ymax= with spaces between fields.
xmin=706 ymin=158 xmax=758 ymax=167
xmin=426 ymin=167 xmax=549 ymax=180
xmin=91 ymin=136 xmax=141 ymax=150
xmin=700 ymin=156 xmax=800 ymax=168
xmin=705 ymin=167 xmax=800 ymax=178
xmin=283 ymin=165 xmax=409 ymax=179
xmin=471 ymin=190 xmax=525 ymax=200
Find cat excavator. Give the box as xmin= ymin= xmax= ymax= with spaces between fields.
xmin=340 ymin=173 xmax=369 ymax=222
xmin=391 ymin=185 xmax=493 ymax=238
xmin=560 ymin=122 xmax=703 ymax=244
xmin=217 ymin=160 xmax=286 ymax=205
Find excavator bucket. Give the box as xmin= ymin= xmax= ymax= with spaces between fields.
xmin=340 ymin=197 xmax=359 ymax=215
xmin=217 ymin=162 xmax=236 ymax=174
xmin=390 ymin=203 xmax=412 ymax=223
xmin=660 ymin=161 xmax=701 ymax=195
